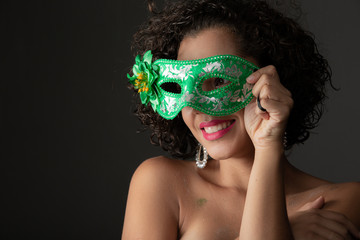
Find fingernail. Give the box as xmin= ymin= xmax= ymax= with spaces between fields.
xmin=247 ymin=75 xmax=255 ymax=82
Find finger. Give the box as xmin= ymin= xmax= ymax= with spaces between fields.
xmin=308 ymin=210 xmax=359 ymax=239
xmin=246 ymin=65 xmax=280 ymax=85
xmin=299 ymin=196 xmax=325 ymax=211
xmin=299 ymin=216 xmax=348 ymax=240
xmin=254 ymin=99 xmax=286 ymax=122
xmin=302 ymin=232 xmax=328 ymax=240
xmin=257 ymin=93 xmax=267 ymax=112
xmin=256 ymin=98 xmax=292 ymax=121
xmin=255 ymin=83 xmax=293 ymax=114
xmin=251 ymin=76 xmax=291 ymax=100
xmin=316 ymin=217 xmax=352 ymax=240
xmin=256 ymin=84 xmax=293 ymax=103
xmin=320 ymin=211 xmax=360 ymax=239
xmin=247 ymin=65 xmax=291 ymax=98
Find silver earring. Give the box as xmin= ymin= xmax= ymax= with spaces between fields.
xmin=196 ymin=144 xmax=208 ymax=169
xmin=283 ymin=132 xmax=288 ymax=149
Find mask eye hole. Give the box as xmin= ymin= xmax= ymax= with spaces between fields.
xmin=202 ymin=78 xmax=231 ymax=92
xmin=160 ymin=82 xmax=182 ymax=94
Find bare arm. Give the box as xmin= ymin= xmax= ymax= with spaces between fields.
xmin=239 ymin=145 xmax=292 ymax=240
xmin=290 ymin=195 xmax=360 ymax=239
xmin=239 ymin=65 xmax=294 ymax=240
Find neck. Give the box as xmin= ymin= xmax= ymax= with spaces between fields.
xmin=204 ymin=151 xmax=298 ymax=194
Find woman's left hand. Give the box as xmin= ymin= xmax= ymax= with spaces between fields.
xmin=289 ymin=196 xmax=360 ymax=240
xmin=244 ymin=65 xmax=293 ymax=149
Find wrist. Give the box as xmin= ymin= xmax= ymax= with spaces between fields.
xmin=253 ymin=140 xmax=284 ymax=153
xmin=253 ymin=142 xmax=285 ymax=165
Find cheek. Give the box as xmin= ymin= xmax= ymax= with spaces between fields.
xmin=181 ymin=107 xmax=198 ymax=134
xmin=181 ymin=107 xmax=193 ymax=129
xmin=232 ymin=110 xmax=249 ymax=138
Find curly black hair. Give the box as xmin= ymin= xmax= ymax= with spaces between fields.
xmin=129 ymin=0 xmax=332 ymax=159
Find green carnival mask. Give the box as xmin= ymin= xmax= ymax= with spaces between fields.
xmin=127 ymin=50 xmax=258 ymax=120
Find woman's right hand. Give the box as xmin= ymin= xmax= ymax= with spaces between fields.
xmin=289 ymin=196 xmax=360 ymax=240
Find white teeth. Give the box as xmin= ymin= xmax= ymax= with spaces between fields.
xmin=203 ymin=121 xmax=231 ymax=134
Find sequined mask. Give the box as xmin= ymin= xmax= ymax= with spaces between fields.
xmin=127 ymin=51 xmax=259 ymax=120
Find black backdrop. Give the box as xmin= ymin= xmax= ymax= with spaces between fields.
xmin=2 ymin=0 xmax=360 ymax=239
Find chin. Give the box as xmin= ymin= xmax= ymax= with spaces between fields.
xmin=209 ymin=152 xmax=233 ymax=161
xmin=205 ymin=139 xmax=254 ymax=160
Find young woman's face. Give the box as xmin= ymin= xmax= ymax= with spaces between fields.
xmin=178 ymin=27 xmax=255 ymax=160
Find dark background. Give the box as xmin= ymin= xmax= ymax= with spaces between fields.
xmin=2 ymin=0 xmax=359 ymax=239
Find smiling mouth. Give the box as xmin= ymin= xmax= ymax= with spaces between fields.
xmin=200 ymin=119 xmax=235 ymax=133
xmin=199 ymin=119 xmax=235 ymax=141
xmin=202 ymin=121 xmax=233 ymax=133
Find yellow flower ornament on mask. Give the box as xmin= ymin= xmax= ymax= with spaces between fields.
xmin=127 ymin=51 xmax=161 ymax=112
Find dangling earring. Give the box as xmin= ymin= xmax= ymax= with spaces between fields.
xmin=283 ymin=131 xmax=288 ymax=149
xmin=196 ymin=143 xmax=208 ymax=169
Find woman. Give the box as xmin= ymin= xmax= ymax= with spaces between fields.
xmin=122 ymin=0 xmax=360 ymax=239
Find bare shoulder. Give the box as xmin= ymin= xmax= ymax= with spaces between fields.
xmin=323 ymin=181 xmax=360 ymax=227
xmin=130 ymin=156 xmax=190 ymax=197
xmin=132 ymin=156 xmax=191 ymax=185
xmin=323 ymin=181 xmax=360 ymax=206
xmin=135 ymin=155 xmax=186 ymax=172
xmin=122 ymin=156 xmax=191 ymax=239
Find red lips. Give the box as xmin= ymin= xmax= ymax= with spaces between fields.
xmin=199 ymin=119 xmax=232 ymax=129
xmin=200 ymin=119 xmax=235 ymax=141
